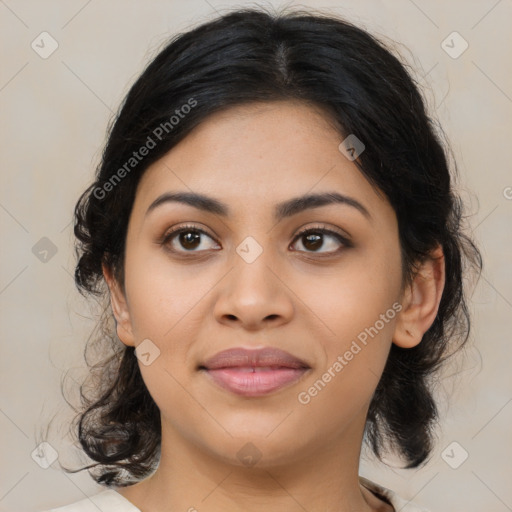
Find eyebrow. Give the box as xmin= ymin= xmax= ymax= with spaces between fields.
xmin=145 ymin=191 xmax=371 ymax=221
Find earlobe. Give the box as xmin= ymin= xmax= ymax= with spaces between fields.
xmin=393 ymin=246 xmax=445 ymax=349
xmin=102 ymin=262 xmax=136 ymax=347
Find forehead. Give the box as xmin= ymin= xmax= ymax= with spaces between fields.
xmin=132 ymin=100 xmax=392 ymax=223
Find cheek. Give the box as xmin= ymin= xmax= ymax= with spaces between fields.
xmin=122 ymin=249 xmax=205 ymax=423
xmin=297 ymin=244 xmax=402 ymax=343
xmin=294 ymin=261 xmax=401 ymax=424
xmin=123 ymin=245 xmax=209 ymax=341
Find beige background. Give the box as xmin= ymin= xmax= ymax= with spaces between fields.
xmin=1 ymin=1 xmax=511 ymax=511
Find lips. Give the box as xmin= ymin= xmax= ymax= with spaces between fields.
xmin=199 ymin=347 xmax=310 ymax=397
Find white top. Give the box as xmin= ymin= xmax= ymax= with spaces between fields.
xmin=42 ymin=477 xmax=429 ymax=512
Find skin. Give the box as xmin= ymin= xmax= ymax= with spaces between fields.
xmin=103 ymin=100 xmax=445 ymax=512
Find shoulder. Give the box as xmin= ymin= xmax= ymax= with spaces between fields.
xmin=40 ymin=490 xmax=141 ymax=512
xmin=360 ymin=476 xmax=431 ymax=512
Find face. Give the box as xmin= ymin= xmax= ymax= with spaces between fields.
xmin=109 ymin=100 xmax=408 ymax=468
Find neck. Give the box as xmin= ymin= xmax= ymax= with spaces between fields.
xmin=117 ymin=412 xmax=388 ymax=512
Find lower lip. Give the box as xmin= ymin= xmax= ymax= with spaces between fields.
xmin=204 ymin=367 xmax=308 ymax=397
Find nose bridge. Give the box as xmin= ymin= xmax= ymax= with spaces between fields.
xmin=232 ymin=234 xmax=281 ymax=301
xmin=214 ymin=233 xmax=294 ymax=328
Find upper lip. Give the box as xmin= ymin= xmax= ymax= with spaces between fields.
xmin=200 ymin=347 xmax=310 ymax=370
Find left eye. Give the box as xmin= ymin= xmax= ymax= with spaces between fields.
xmin=291 ymin=228 xmax=348 ymax=254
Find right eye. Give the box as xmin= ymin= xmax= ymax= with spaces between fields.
xmin=160 ymin=224 xmax=221 ymax=254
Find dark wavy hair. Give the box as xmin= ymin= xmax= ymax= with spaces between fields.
xmin=66 ymin=6 xmax=482 ymax=486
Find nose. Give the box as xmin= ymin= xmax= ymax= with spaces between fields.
xmin=213 ymin=248 xmax=295 ymax=331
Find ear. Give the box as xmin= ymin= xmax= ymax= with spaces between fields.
xmin=102 ymin=262 xmax=136 ymax=347
xmin=393 ymin=245 xmax=445 ymax=348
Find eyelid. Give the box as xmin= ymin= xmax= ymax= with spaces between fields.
xmin=293 ymin=223 xmax=352 ymax=243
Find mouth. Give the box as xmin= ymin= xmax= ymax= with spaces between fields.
xmin=198 ymin=347 xmax=310 ymax=397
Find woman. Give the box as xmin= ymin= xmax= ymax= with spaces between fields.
xmin=44 ymin=6 xmax=481 ymax=512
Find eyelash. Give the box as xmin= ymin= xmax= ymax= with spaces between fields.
xmin=159 ymin=223 xmax=352 ymax=257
